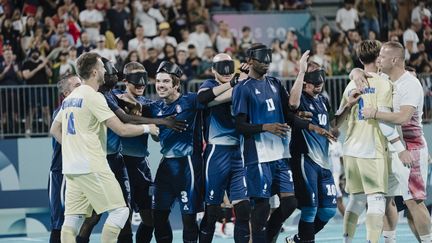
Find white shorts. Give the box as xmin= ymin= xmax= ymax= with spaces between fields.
xmin=387 ymin=146 xmax=429 ymax=201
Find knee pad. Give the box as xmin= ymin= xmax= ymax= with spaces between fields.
xmin=300 ymin=207 xmax=318 ymax=223
xmin=251 ymin=198 xmax=270 ymax=232
xmin=367 ymin=193 xmax=386 ymax=215
xmin=346 ymin=194 xmax=367 ymax=215
xmin=63 ymin=214 xmax=86 ymax=234
xmin=279 ymin=196 xmax=297 ymax=218
xmin=106 ymin=207 xmax=130 ymax=229
xmin=234 ymin=200 xmax=251 ymax=222
xmin=317 ymin=207 xmax=337 ymax=222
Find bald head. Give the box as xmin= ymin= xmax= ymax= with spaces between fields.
xmin=213 ymin=53 xmax=232 ymax=63
xmin=382 ymin=41 xmax=404 ymax=60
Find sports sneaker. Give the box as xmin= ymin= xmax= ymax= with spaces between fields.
xmin=285 ymin=234 xmax=299 ymax=243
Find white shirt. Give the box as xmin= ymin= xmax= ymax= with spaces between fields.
xmin=336 ymin=7 xmax=359 ymax=32
xmin=189 ymin=32 xmax=212 ymax=57
xmin=403 ymin=28 xmax=419 ymax=60
xmin=79 ymin=9 xmax=103 ymax=43
xmin=128 ymin=37 xmax=153 ymax=51
xmin=411 ymin=6 xmax=431 ymax=23
xmin=91 ymin=48 xmax=117 ymax=64
xmin=134 ymin=8 xmax=165 ymax=37
xmin=152 ymin=35 xmax=177 ymax=50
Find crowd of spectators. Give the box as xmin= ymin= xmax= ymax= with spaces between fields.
xmin=0 ymin=0 xmax=432 ymax=135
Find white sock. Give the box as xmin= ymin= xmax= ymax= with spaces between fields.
xmin=420 ymin=234 xmax=431 ymax=243
xmin=382 ymin=230 xmax=396 ymax=243
xmin=343 ymin=234 xmax=353 ymax=243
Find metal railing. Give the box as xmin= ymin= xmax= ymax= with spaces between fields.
xmin=1 ymin=74 xmax=431 ymax=138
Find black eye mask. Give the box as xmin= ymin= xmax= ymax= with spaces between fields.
xmin=304 ymin=69 xmax=326 ymax=85
xmin=125 ymin=72 xmax=148 ymax=86
xmin=247 ymin=48 xmax=272 ymax=64
xmin=157 ymin=61 xmax=183 ymax=78
xmin=212 ymin=60 xmax=234 ymax=75
xmin=102 ymin=58 xmax=118 ymax=75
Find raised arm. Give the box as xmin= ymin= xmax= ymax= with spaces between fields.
xmin=289 ymin=50 xmax=310 ymax=110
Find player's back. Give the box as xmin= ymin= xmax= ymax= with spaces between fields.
xmin=341 ymin=73 xmax=393 ymax=159
xmin=59 ymin=85 xmax=114 ymax=174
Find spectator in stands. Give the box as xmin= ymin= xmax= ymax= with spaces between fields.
xmin=409 ymin=42 xmax=430 ymax=73
xmin=91 ymin=35 xmax=117 ymax=64
xmin=329 ymin=32 xmax=352 ymax=75
xmin=356 ymin=0 xmax=380 ymax=39
xmin=79 ymin=0 xmax=104 ymax=43
xmin=152 ymin=22 xmax=178 ymax=52
xmin=114 ymin=38 xmax=128 ymax=69
xmin=134 ymin=0 xmax=165 ymax=38
xmin=281 ymin=27 xmax=299 ymax=51
xmin=187 ymin=0 xmax=209 ymax=25
xmin=58 ymin=0 xmax=80 ymax=22
xmin=314 ymin=23 xmax=332 ymax=47
xmin=403 ymin=20 xmax=422 ymax=61
xmin=67 ymin=46 xmax=78 ymax=70
xmin=76 ymin=31 xmax=95 ymax=56
xmin=51 ymin=50 xmax=76 ymax=84
xmin=187 ymin=44 xmax=201 ymax=74
xmin=128 ymin=25 xmax=152 ymax=52
xmin=279 ymin=46 xmax=300 ymax=77
xmin=177 ymin=28 xmax=199 ymax=54
xmin=238 ymin=26 xmax=255 ymax=55
xmin=196 ymin=46 xmax=214 ymax=78
xmin=49 ymin=22 xmax=74 ymax=47
xmin=368 ymin=30 xmax=377 ymax=41
xmin=106 ymin=0 xmax=130 ymax=42
xmin=165 ymin=0 xmax=188 ymax=42
xmin=176 ymin=49 xmax=194 ymax=85
xmin=163 ymin=43 xmax=177 ymax=63
xmin=0 ymin=47 xmax=22 ymax=133
xmin=21 ymin=16 xmax=37 ymax=52
xmin=347 ymin=29 xmax=362 ymax=68
xmin=388 ymin=18 xmax=404 ymax=43
xmin=423 ymin=27 xmax=432 ymax=60
xmin=336 ymin=0 xmax=358 ymax=33
xmin=212 ymin=20 xmax=236 ymax=53
xmin=310 ymin=41 xmax=332 ymax=75
xmin=22 ymin=48 xmax=52 ymax=135
xmin=411 ymin=0 xmax=431 ymax=27
xmin=189 ymin=22 xmax=212 ymax=58
xmin=269 ymin=38 xmax=286 ymax=76
xmin=2 ymin=18 xmax=22 ymax=57
xmin=43 ymin=17 xmax=57 ymax=43
xmin=29 ymin=27 xmax=51 ymax=56
xmin=143 ymin=47 xmax=163 ymax=82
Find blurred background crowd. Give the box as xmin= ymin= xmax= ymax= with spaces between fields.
xmin=1 ymin=0 xmax=432 ymax=136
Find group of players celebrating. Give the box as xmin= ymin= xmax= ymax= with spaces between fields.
xmin=48 ymin=39 xmax=429 ymax=243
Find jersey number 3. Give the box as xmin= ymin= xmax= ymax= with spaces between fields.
xmin=67 ymin=112 xmax=76 ymax=135
xmin=265 ymin=98 xmax=275 ymax=111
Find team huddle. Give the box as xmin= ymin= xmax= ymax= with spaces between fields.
xmin=47 ymin=40 xmax=429 ymax=243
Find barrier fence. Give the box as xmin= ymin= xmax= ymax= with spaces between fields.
xmin=1 ymin=74 xmax=432 ymax=138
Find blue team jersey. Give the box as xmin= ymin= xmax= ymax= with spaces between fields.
xmin=50 ymin=107 xmax=62 ymax=172
xmin=200 ymin=79 xmax=239 ymax=145
xmin=290 ymin=92 xmax=331 ymax=169
xmin=148 ymin=93 xmax=205 ymax=158
xmin=104 ymin=90 xmax=122 ymax=154
xmin=232 ymin=76 xmax=291 ymax=165
xmin=118 ymin=91 xmax=153 ymax=157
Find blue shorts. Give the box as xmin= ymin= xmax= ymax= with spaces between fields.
xmin=123 ymin=155 xmax=153 ymax=211
xmin=107 ymin=153 xmax=131 ymax=205
xmin=246 ymin=159 xmax=294 ymax=198
xmin=204 ymin=144 xmax=247 ymax=204
xmin=291 ymin=154 xmax=337 ymax=208
xmin=153 ymin=155 xmax=203 ymax=214
xmin=48 ymin=170 xmax=65 ymax=230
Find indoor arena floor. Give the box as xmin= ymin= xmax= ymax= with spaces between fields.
xmin=0 ymin=218 xmax=417 ymax=242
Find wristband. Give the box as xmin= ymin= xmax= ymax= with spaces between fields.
xmin=392 ymin=140 xmax=406 ymax=154
xmin=142 ymin=124 xmax=150 ymax=134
